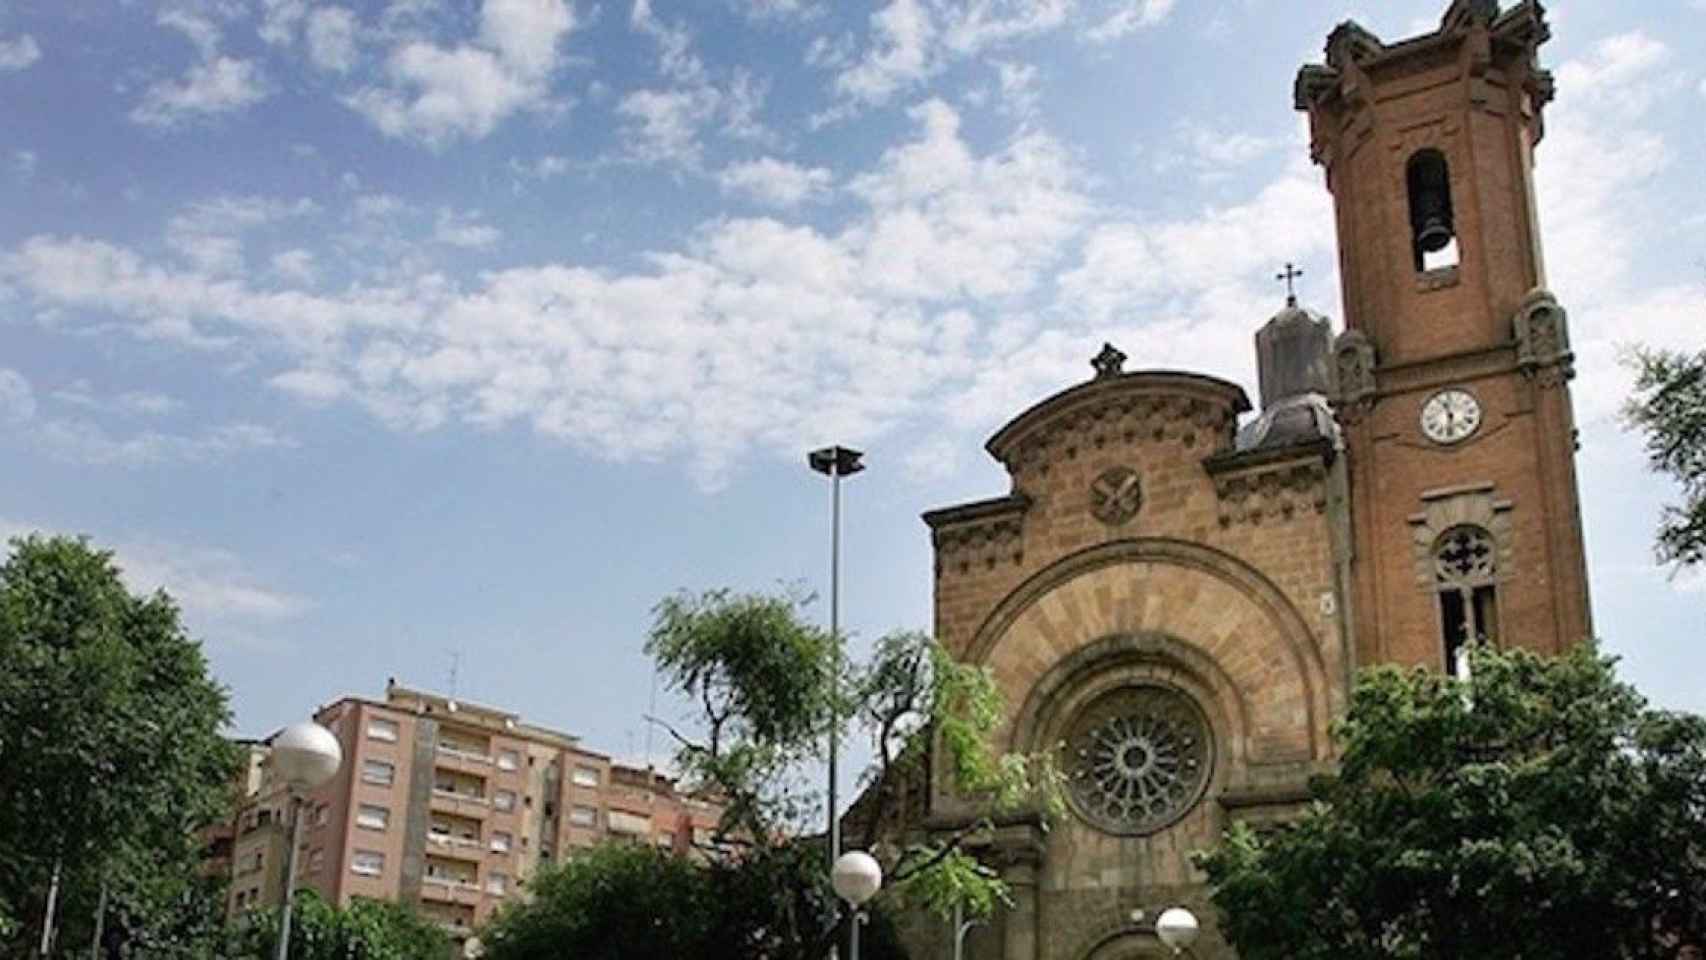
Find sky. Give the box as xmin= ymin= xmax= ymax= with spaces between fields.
xmin=1 ymin=0 xmax=1703 ymax=789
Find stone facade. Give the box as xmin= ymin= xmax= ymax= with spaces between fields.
xmin=907 ymin=3 xmax=1594 ymax=957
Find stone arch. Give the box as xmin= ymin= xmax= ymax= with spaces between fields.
xmin=1072 ymin=920 xmax=1170 ymax=960
xmin=970 ymin=538 xmax=1331 ymax=764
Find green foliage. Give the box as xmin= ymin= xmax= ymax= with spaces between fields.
xmin=0 ymin=535 xmax=241 ymax=957
xmin=1196 ymin=644 xmax=1706 ymax=959
xmin=227 ymin=888 xmax=451 ymax=960
xmin=1625 ymin=345 xmax=1706 ymax=568
xmin=639 ymin=591 xmax=1062 ymax=956
xmin=481 ymin=842 xmax=908 ymax=960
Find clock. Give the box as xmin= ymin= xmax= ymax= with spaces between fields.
xmin=1420 ymin=388 xmax=1482 ymax=444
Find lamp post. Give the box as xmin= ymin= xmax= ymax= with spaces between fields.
xmin=1155 ymin=906 xmax=1201 ymax=957
xmin=952 ymin=901 xmax=986 ymax=960
xmin=807 ymin=445 xmax=864 ymax=874
xmin=270 ymin=721 xmax=343 ymax=960
xmin=831 ymin=851 xmax=883 ymax=960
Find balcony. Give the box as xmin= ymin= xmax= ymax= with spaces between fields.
xmin=435 ymin=743 xmax=494 ymax=775
xmin=420 ymin=875 xmax=482 ymax=906
xmin=426 ymin=832 xmax=485 ymax=862
xmin=430 ymin=789 xmax=490 ymax=819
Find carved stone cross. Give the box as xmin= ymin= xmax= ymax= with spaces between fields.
xmin=1092 ymin=342 xmax=1127 ymax=379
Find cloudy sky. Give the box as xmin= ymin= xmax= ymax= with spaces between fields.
xmin=2 ymin=0 xmax=1702 ymax=774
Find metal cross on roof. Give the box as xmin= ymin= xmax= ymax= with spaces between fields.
xmin=1092 ymin=342 xmax=1127 ymax=379
xmin=1276 ymin=262 xmax=1303 ymax=306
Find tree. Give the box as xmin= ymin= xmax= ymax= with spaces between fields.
xmin=1626 ymin=346 xmax=1706 ymax=568
xmin=0 ymin=535 xmax=241 ymax=956
xmin=1195 ymin=644 xmax=1706 ymax=959
xmin=638 ymin=588 xmax=1060 ymax=958
xmin=225 ymin=889 xmax=451 ymax=960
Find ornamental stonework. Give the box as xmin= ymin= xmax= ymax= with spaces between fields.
xmin=1062 ymin=684 xmax=1213 ymax=837
xmin=1211 ymin=462 xmax=1328 ymax=527
xmin=1088 ymin=466 xmax=1143 ymax=526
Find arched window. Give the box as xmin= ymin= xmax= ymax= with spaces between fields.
xmin=1434 ymin=525 xmax=1499 ymax=675
xmin=1406 ymin=149 xmax=1458 ymax=272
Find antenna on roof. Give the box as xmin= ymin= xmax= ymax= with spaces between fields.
xmin=644 ymin=667 xmax=659 ymax=769
xmin=448 ymin=651 xmax=461 ymax=701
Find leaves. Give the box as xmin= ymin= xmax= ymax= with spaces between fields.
xmin=0 ymin=535 xmax=240 ymax=956
xmin=1624 ymin=345 xmax=1706 ymax=568
xmin=1196 ymin=644 xmax=1706 ymax=959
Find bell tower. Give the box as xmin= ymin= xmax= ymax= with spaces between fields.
xmin=1295 ymin=0 xmax=1591 ymax=671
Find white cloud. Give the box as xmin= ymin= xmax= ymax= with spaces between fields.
xmin=158 ymin=8 xmax=223 ymax=58
xmin=9 ymin=150 xmax=34 ymax=182
xmin=1085 ymin=0 xmax=1176 ymax=43
xmin=165 ymin=195 xmax=316 ymax=275
xmin=50 ymin=381 xmax=180 ymax=417
xmin=0 ymin=368 xmax=36 ymax=423
xmin=992 ymin=59 xmax=1040 ymax=118
xmin=305 ymin=6 xmax=361 ymax=73
xmin=0 ymin=367 xmax=287 ymax=466
xmin=0 ymin=33 xmax=40 ymax=71
xmin=941 ymin=0 xmax=1072 ymax=56
xmin=271 ymin=248 xmax=317 ymax=284
xmin=434 ymin=208 xmax=502 ymax=248
xmin=832 ymin=0 xmax=936 ymax=107
xmin=1555 ymin=31 xmax=1674 ymax=116
xmin=0 ymin=518 xmax=311 ymax=626
xmin=34 ymin=420 xmax=295 ymax=467
xmin=346 ymin=0 xmax=575 ymax=146
xmin=618 ymin=87 xmax=718 ymax=165
xmin=1 ymin=101 xmax=1090 ymax=487
xmin=131 ymin=57 xmax=270 ymax=127
xmin=270 ymin=368 xmax=347 ymax=403
xmin=718 ymin=156 xmax=833 ymax=208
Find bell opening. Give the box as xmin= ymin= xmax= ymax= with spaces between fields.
xmin=1406 ymin=149 xmax=1457 ymax=272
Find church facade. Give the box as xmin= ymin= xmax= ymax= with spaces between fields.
xmin=913 ymin=3 xmax=1591 ymax=957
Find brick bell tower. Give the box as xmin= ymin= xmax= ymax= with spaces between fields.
xmin=1295 ymin=0 xmax=1592 ymax=672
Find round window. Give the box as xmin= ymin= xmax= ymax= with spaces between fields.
xmin=1062 ymin=685 xmax=1213 ymax=836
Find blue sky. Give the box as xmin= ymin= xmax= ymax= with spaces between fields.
xmin=2 ymin=0 xmax=1703 ymax=783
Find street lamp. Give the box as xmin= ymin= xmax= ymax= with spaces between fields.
xmin=1155 ymin=906 xmax=1201 ymax=956
xmin=271 ymin=720 xmax=343 ymax=960
xmin=807 ymin=445 xmax=864 ymax=873
xmin=832 ymin=851 xmax=883 ymax=960
xmin=952 ymin=900 xmax=986 ymax=960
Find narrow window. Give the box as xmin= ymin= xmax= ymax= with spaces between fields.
xmin=1406 ymin=149 xmax=1459 ymax=272
xmin=361 ymin=760 xmax=395 ymax=787
xmin=366 ymin=717 xmax=399 ymax=742
xmin=356 ymin=804 xmax=389 ymax=831
xmin=1433 ymin=525 xmax=1499 ymax=675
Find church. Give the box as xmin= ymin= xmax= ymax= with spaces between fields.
xmin=911 ymin=2 xmax=1591 ymax=956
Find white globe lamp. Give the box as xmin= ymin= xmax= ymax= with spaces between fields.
xmin=271 ymin=721 xmax=343 ymax=960
xmin=832 ymin=850 xmax=883 ymax=906
xmin=273 ymin=721 xmax=343 ymax=790
xmin=832 ymin=851 xmax=883 ymax=960
xmin=1155 ymin=906 xmax=1200 ymax=955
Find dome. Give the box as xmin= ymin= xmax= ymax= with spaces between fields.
xmin=1254 ymin=300 xmax=1333 ymax=409
xmin=1235 ymin=390 xmax=1340 ymax=453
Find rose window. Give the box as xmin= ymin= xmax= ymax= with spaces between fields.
xmin=1063 ymin=686 xmax=1212 ymax=836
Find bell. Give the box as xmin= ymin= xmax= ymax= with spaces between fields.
xmin=1415 ymin=211 xmax=1454 ymax=253
xmin=1407 ymin=151 xmax=1455 ymax=256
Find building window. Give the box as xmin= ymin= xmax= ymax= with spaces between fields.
xmin=313 ymin=803 xmax=330 ymax=827
xmin=350 ymin=850 xmax=385 ymax=877
xmin=356 ymin=804 xmax=389 ymax=831
xmin=361 ymin=760 xmax=395 ymax=786
xmin=1434 ymin=525 xmax=1500 ymax=676
xmin=571 ymin=765 xmax=600 ymax=787
xmin=497 ymin=750 xmax=520 ymax=771
xmin=486 ymin=872 xmax=508 ymax=897
xmin=569 ymin=805 xmax=597 ymax=827
xmin=494 ymin=790 xmax=516 ymax=812
xmin=490 ymin=831 xmax=512 ymax=853
xmin=239 ymin=851 xmax=264 ymax=875
xmin=367 ymin=717 xmax=400 ymax=742
xmin=308 ymin=848 xmax=325 ymax=874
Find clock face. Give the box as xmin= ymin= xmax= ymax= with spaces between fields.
xmin=1421 ymin=388 xmax=1482 ymax=444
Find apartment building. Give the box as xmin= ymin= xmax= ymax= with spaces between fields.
xmin=226 ymin=681 xmax=722 ymax=944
